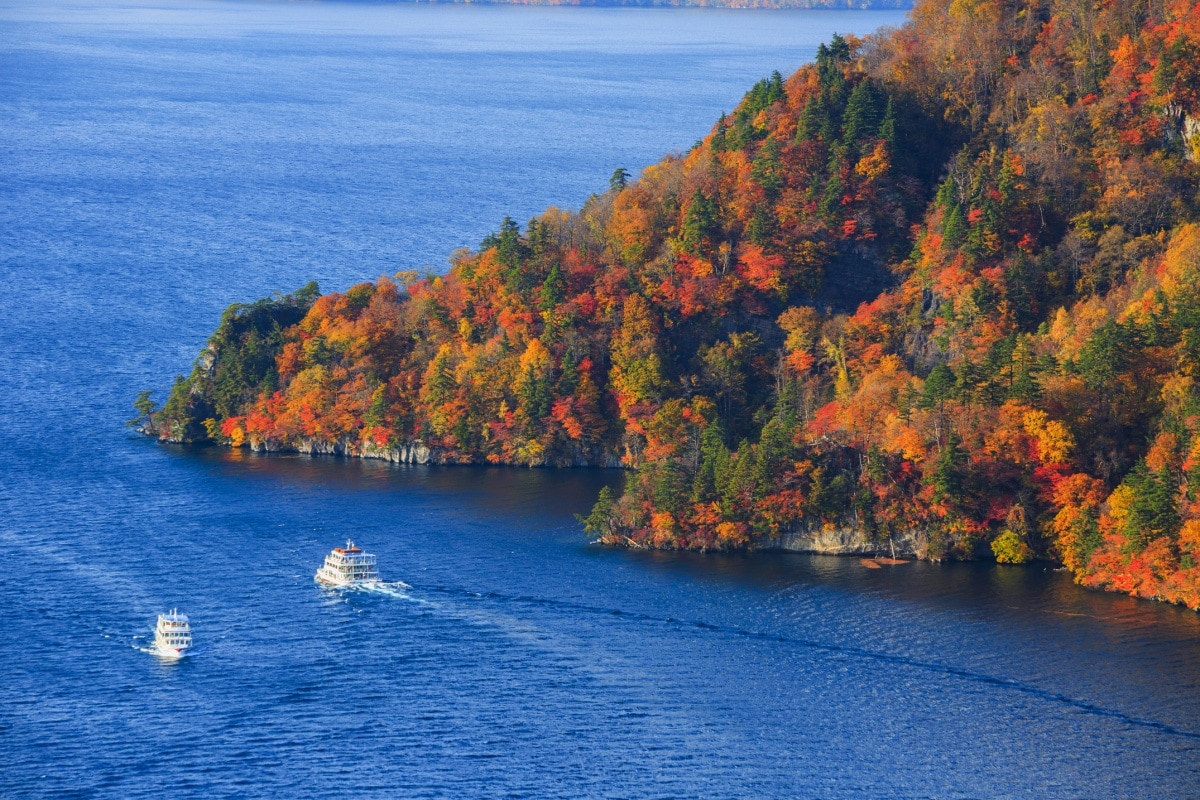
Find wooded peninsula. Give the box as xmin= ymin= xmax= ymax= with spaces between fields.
xmin=142 ymin=0 xmax=1200 ymax=609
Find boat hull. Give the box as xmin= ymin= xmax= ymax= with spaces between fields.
xmin=315 ymin=570 xmax=380 ymax=586
xmin=152 ymin=643 xmax=188 ymax=659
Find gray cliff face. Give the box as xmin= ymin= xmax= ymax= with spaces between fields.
xmin=246 ymin=436 xmax=625 ymax=469
xmin=1185 ymin=114 xmax=1200 ymax=162
xmin=761 ymin=524 xmax=927 ymax=558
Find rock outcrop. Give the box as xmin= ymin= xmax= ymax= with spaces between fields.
xmin=241 ymin=435 xmax=624 ymax=469
xmin=761 ymin=524 xmax=927 ymax=559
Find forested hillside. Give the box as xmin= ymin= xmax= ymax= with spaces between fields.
xmin=147 ymin=0 xmax=1200 ymax=608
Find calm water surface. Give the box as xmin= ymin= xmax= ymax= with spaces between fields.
xmin=2 ymin=1 xmax=1199 ymax=797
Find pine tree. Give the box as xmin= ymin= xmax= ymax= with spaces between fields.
xmin=931 ymin=431 xmax=966 ymax=505
xmin=681 ymin=190 xmax=718 ymax=259
xmin=712 ymin=113 xmax=728 ymax=152
xmin=421 ymin=344 xmax=456 ymax=410
xmin=1122 ymin=464 xmax=1180 ymax=553
xmin=942 ymin=203 xmax=967 ymax=251
xmin=752 ymin=417 xmax=792 ymax=497
xmin=841 ymin=79 xmax=882 ymax=152
xmin=1010 ymin=336 xmax=1040 ymax=402
xmin=610 ymin=167 xmax=631 ymax=192
xmin=128 ymin=390 xmax=157 ymax=428
xmin=722 ymin=440 xmax=757 ymax=519
xmin=751 ymin=137 xmax=784 ymax=197
xmin=1077 ymin=320 xmax=1135 ymax=392
xmin=747 ymin=204 xmax=776 ymax=247
xmin=692 ymin=422 xmax=731 ymax=503
xmin=539 ymin=263 xmax=565 ymax=313
xmin=651 ymin=460 xmax=689 ymax=516
xmin=577 ymin=485 xmax=616 ymax=539
xmin=527 ymin=217 xmax=549 ymax=258
xmin=877 ymin=97 xmax=896 ymax=148
xmin=819 ymin=170 xmax=844 ymax=219
xmin=797 ymin=92 xmax=832 ymax=145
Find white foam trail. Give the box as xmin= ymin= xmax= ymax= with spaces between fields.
xmin=317 ymin=580 xmax=421 ymax=601
xmin=315 ymin=579 xmax=666 ymax=705
xmin=312 ymin=579 xmax=726 ymax=749
xmin=135 ymin=642 xmax=189 ymax=659
xmin=354 ymin=580 xmax=413 ymax=597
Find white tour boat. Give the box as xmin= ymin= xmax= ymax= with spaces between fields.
xmin=154 ymin=609 xmax=192 ymax=658
xmin=315 ymin=539 xmax=380 ymax=586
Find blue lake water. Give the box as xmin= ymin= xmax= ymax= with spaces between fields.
xmin=2 ymin=1 xmax=1200 ymax=797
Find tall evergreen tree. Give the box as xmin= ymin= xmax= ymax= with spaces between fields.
xmin=841 ymin=79 xmax=882 ymax=151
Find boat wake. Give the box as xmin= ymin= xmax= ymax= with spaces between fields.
xmin=413 ymin=585 xmax=1200 ymax=743
xmin=328 ymin=580 xmax=415 ymax=599
xmin=134 ymin=642 xmax=202 ymax=660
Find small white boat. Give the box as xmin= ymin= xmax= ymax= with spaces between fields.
xmin=153 ymin=609 xmax=192 ymax=658
xmin=315 ymin=539 xmax=380 ymax=586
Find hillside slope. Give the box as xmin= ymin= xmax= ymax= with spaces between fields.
xmin=147 ymin=0 xmax=1200 ymax=607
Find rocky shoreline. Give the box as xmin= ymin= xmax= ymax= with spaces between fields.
xmin=148 ymin=428 xmax=928 ymax=557
xmin=760 ymin=525 xmax=926 ymax=559
xmin=149 ymin=428 xmax=625 ymax=469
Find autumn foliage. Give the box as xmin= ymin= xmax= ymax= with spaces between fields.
xmin=151 ymin=0 xmax=1200 ymax=608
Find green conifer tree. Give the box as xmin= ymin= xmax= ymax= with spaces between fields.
xmin=841 ymin=79 xmax=882 ymax=152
